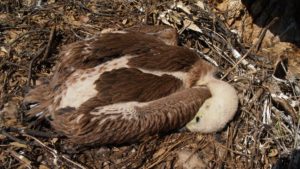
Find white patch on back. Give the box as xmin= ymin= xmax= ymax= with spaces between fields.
xmin=56 ymin=55 xmax=134 ymax=110
xmin=57 ymin=68 xmax=100 ymax=109
xmin=100 ymin=29 xmax=128 ymax=34
xmin=110 ymin=30 xmax=128 ymax=34
xmin=138 ymin=68 xmax=190 ymax=87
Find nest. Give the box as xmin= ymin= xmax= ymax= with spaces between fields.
xmin=0 ymin=0 xmax=299 ymax=168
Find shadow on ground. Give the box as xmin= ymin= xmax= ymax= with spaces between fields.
xmin=242 ymin=0 xmax=300 ymax=47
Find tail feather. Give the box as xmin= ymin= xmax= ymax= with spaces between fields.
xmin=23 ymin=83 xmax=52 ymax=119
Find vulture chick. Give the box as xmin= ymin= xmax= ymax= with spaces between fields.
xmin=24 ymin=25 xmax=238 ymax=145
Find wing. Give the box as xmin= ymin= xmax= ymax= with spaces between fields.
xmin=24 ymin=30 xmax=216 ymax=145
xmin=50 ymin=67 xmax=185 ymax=143
xmin=52 ymin=86 xmax=211 ymax=145
xmin=52 ymin=66 xmax=184 ymax=109
xmin=50 ymin=31 xmax=201 ymax=90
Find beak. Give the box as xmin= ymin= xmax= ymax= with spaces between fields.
xmin=179 ymin=126 xmax=190 ymax=132
xmin=184 ymin=122 xmax=195 ymax=132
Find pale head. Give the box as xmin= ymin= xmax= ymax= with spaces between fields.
xmin=186 ymin=78 xmax=238 ymax=133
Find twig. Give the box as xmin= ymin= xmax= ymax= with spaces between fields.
xmin=7 ymin=30 xmax=47 ymax=58
xmin=4 ymin=127 xmax=62 ymax=138
xmin=0 ymin=70 xmax=15 ymax=106
xmin=214 ymin=141 xmax=251 ymax=157
xmin=10 ymin=150 xmax=32 ymax=169
xmin=76 ymin=1 xmax=114 ymax=17
xmin=184 ymin=139 xmax=208 ymax=162
xmin=24 ymin=134 xmax=87 ymax=169
xmin=27 ymin=45 xmax=47 ymax=87
xmin=248 ymin=88 xmax=265 ymax=108
xmin=271 ymin=96 xmax=297 ymax=123
xmin=255 ymin=17 xmax=279 ymax=52
xmin=70 ymin=28 xmax=86 ymax=40
xmin=294 ymin=108 xmax=300 ymax=148
xmin=0 ymin=58 xmax=29 ymax=70
xmin=42 ymin=27 xmax=56 ymax=61
xmin=222 ymin=17 xmax=279 ymax=79
xmin=0 ymin=128 xmax=28 ymax=145
xmin=144 ymin=136 xmax=195 ymax=169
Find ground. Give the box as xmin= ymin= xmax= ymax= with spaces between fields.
xmin=0 ymin=0 xmax=299 ymax=169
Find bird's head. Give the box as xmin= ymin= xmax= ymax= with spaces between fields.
xmin=186 ymin=78 xmax=238 ymax=133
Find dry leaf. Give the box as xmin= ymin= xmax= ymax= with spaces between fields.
xmin=0 ymin=134 xmax=6 ymax=140
xmin=169 ymin=12 xmax=182 ymax=25
xmin=122 ymin=19 xmax=128 ymax=25
xmin=1 ymin=100 xmax=18 ymax=119
xmin=5 ymin=30 xmax=22 ymax=44
xmin=195 ymin=1 xmax=205 ymax=10
xmin=0 ymin=14 xmax=8 ymax=20
xmin=153 ymin=148 xmax=167 ymax=158
xmin=268 ymin=149 xmax=278 ymax=157
xmin=175 ymin=1 xmax=191 ymax=15
xmin=10 ymin=142 xmax=28 ymax=149
xmin=48 ymin=0 xmax=56 ymax=4
xmin=183 ymin=19 xmax=202 ymax=33
xmin=39 ymin=164 xmax=50 ymax=169
xmin=0 ymin=46 xmax=8 ymax=54
xmin=79 ymin=15 xmax=90 ymax=23
xmin=159 ymin=12 xmax=172 ymax=26
xmin=175 ymin=150 xmax=206 ymax=169
xmin=51 ymin=138 xmax=58 ymax=144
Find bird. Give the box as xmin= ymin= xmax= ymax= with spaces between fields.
xmin=24 ymin=25 xmax=238 ymax=146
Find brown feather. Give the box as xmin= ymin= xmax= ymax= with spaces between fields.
xmin=128 ymin=46 xmax=200 ymax=72
xmin=94 ymin=68 xmax=183 ymax=103
xmin=24 ymin=27 xmax=217 ymax=145
xmin=24 ymin=82 xmax=52 ymax=118
xmin=125 ymin=25 xmax=178 ymax=45
xmin=52 ymin=87 xmax=211 ymax=145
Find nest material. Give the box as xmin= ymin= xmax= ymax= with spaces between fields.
xmin=0 ymin=0 xmax=299 ymax=168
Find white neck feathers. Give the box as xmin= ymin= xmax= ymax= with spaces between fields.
xmin=186 ymin=77 xmax=238 ymax=132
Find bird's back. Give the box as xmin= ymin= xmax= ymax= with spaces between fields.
xmin=24 ymin=27 xmax=214 ymax=145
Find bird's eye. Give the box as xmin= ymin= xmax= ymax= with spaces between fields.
xmin=196 ymin=116 xmax=200 ymax=122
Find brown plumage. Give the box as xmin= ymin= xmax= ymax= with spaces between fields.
xmin=24 ymin=25 xmax=238 ymax=145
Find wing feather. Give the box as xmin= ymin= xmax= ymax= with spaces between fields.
xmin=52 ymin=87 xmax=211 ymax=145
